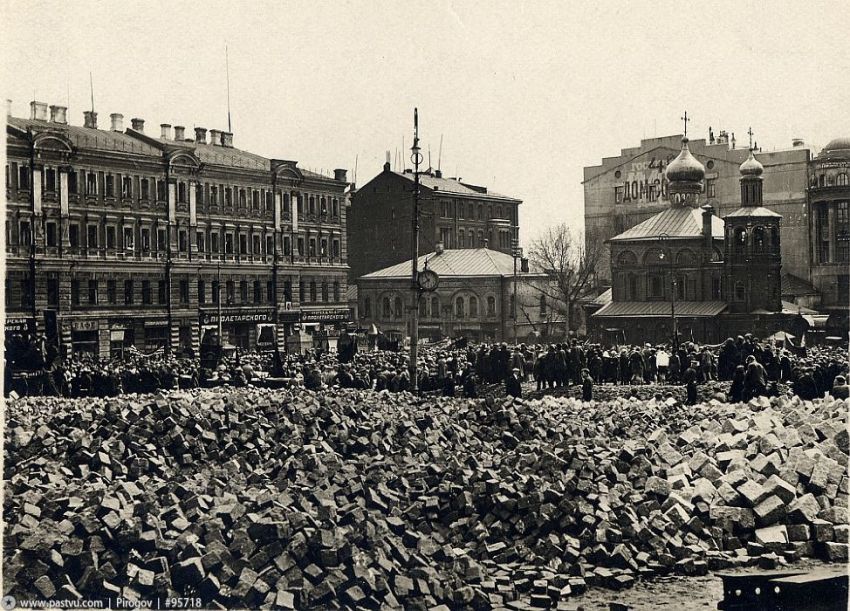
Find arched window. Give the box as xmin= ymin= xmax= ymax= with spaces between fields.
xmin=819 ymin=174 xmax=826 ymax=187
xmin=469 ymin=296 xmax=478 ymax=317
xmin=382 ymin=297 xmax=391 ymax=319
xmin=838 ymin=173 xmax=849 ymax=186
xmin=458 ymin=231 xmax=465 ymax=248
xmin=477 ymin=204 xmax=482 ymax=220
xmin=364 ymin=297 xmax=371 ymax=318
xmin=469 ymin=203 xmax=474 ymax=218
xmin=431 ymin=295 xmax=440 ymax=318
xmin=617 ymin=250 xmax=637 ymax=267
xmin=394 ymin=296 xmax=402 ymax=318
xmin=733 ymin=227 xmax=747 ymax=253
xmin=676 ymin=249 xmax=697 ymax=266
xmin=468 ymin=230 xmax=475 ymax=247
xmin=644 ymin=248 xmax=666 ymax=266
xmin=753 ymin=226 xmax=766 ymax=253
xmin=676 ymin=276 xmax=686 ymax=300
xmin=487 ymin=296 xmax=496 ymax=316
xmin=455 ymin=296 xmax=465 ymax=318
xmin=712 ymin=248 xmax=724 ymax=262
xmin=628 ymin=273 xmax=638 ymax=300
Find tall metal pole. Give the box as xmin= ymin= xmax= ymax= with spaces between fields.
xmin=217 ymin=261 xmax=223 ymax=342
xmin=409 ymin=108 xmax=421 ymax=391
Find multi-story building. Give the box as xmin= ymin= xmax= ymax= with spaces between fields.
xmin=808 ymin=138 xmax=850 ymax=331
xmin=348 ymin=162 xmax=522 ymax=281
xmin=5 ymin=100 xmax=350 ymax=358
xmin=357 ymin=247 xmax=558 ymax=343
xmin=583 ymin=132 xmax=812 ymax=287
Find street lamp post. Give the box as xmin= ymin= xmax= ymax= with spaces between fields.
xmin=658 ymin=233 xmax=678 ymax=352
xmin=512 ymin=241 xmax=522 ymax=345
xmin=409 ymin=108 xmax=422 ymax=391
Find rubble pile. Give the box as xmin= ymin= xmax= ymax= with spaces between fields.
xmin=4 ymin=389 xmax=848 ymax=609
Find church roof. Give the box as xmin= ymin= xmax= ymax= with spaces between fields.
xmin=361 ymin=248 xmax=543 ymax=280
xmin=593 ymin=300 xmax=727 ymax=318
xmin=608 ymin=206 xmax=724 ymax=242
xmin=724 ymin=206 xmax=782 ymax=218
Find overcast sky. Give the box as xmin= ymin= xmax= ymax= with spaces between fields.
xmin=5 ymin=0 xmax=849 ymax=246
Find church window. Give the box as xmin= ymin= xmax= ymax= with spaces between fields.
xmin=455 ymin=297 xmax=464 ymax=318
xmin=394 ymin=296 xmax=402 ymax=318
xmin=711 ymin=276 xmax=722 ymax=299
xmin=706 ymin=179 xmax=716 ymax=198
xmin=617 ymin=250 xmax=637 ymax=267
xmin=837 ymin=201 xmax=849 ymax=263
xmin=753 ymin=227 xmax=766 ymax=253
xmin=816 ymin=207 xmax=830 ymax=263
xmin=382 ymin=297 xmax=391 ymax=319
xmin=837 ymin=173 xmax=849 ymax=186
xmin=733 ymin=227 xmax=747 ymax=255
xmin=649 ymin=274 xmax=664 ymax=299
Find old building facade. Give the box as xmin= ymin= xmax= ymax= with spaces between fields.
xmin=5 ymin=101 xmax=350 ymax=358
xmin=357 ymin=248 xmax=558 ymax=343
xmin=348 ymin=163 xmax=521 ymax=281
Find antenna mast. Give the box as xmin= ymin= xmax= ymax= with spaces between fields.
xmin=225 ymin=43 xmax=232 ymax=132
xmin=89 ymin=72 xmax=95 ymax=112
xmin=438 ymin=134 xmax=443 ymax=171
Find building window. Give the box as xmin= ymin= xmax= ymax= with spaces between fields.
xmin=176 ymin=182 xmax=186 ymax=204
xmin=197 ymin=231 xmax=205 ymax=252
xmin=19 ymin=166 xmax=30 ymax=190
xmin=284 ymin=236 xmax=292 ymax=256
xmin=267 ymin=280 xmax=274 ymax=302
xmin=332 ymin=239 xmax=340 ymax=258
xmin=539 ymin=295 xmax=547 ymax=317
xmin=212 ymin=281 xmax=220 ymax=304
xmin=105 ymin=174 xmax=115 ymax=197
xmin=309 ymin=281 xmax=317 ymax=303
xmin=87 ymin=225 xmax=98 ymax=249
xmin=253 ymin=280 xmax=262 ymax=304
xmin=676 ymin=276 xmax=686 ymax=301
xmin=158 ymin=280 xmax=167 ymax=304
xmin=198 ymin=280 xmax=206 ymax=304
xmin=141 ymin=228 xmax=151 ymax=252
xmin=71 ymin=279 xmax=80 ymax=306
xmin=297 ymin=237 xmax=305 ymax=256
xmin=142 ymin=280 xmax=151 ymax=304
xmin=107 ymin=279 xmax=117 ymax=305
xmin=252 ymin=234 xmax=261 ymax=255
xmin=469 ymin=295 xmax=478 ymax=317
xmin=816 ymin=207 xmax=830 ymax=263
xmin=225 ymin=187 xmax=233 ymax=206
xmin=19 ymin=221 xmax=32 ymax=247
xmin=333 ymin=281 xmax=340 ymax=302
xmin=122 ymin=176 xmax=133 ymax=198
xmin=712 ymin=276 xmax=722 ymax=299
xmin=309 ymin=196 xmax=316 ymax=215
xmin=753 ymin=226 xmax=766 ymax=253
xmin=309 ymin=238 xmax=317 ymax=257
xmin=239 ymin=189 xmax=247 ymax=208
xmin=487 ymin=296 xmax=496 ymax=316
xmin=88 ymin=279 xmax=98 ymax=305
xmin=85 ymin=172 xmax=97 ymax=195
xmin=179 ymin=280 xmax=189 ymax=304
xmin=735 ymin=281 xmax=746 ymax=302
xmin=394 ymin=296 xmax=403 ymax=318
xmin=157 ymin=179 xmax=167 ymax=201
xmin=157 ymin=229 xmax=167 ymax=252
xmin=332 ymin=199 xmax=339 ymax=217
xmin=319 ymin=238 xmax=327 ymax=256
xmin=225 ymin=233 xmax=234 ymax=254
xmin=106 ymin=226 xmax=116 ymax=250
xmin=706 ymin=179 xmax=716 ymax=198
xmin=455 ymin=297 xmax=464 ymax=318
xmin=284 ymin=280 xmax=292 ymax=302
xmin=363 ymin=297 xmax=371 ymax=318
xmin=124 ymin=227 xmax=134 ymax=251
xmin=283 ymin=193 xmax=291 ymax=217
xmin=383 ymin=297 xmax=391 ymax=319
xmin=649 ymin=274 xmax=664 ymax=299
xmin=321 ymin=281 xmax=329 ymax=302
xmin=226 ymin=281 xmax=235 ymax=304
xmin=628 ymin=274 xmax=638 ymax=300
xmin=252 ymin=190 xmax=260 ymax=210
xmin=431 ymin=296 xmax=440 ymax=318
xmin=733 ymin=227 xmax=747 ymax=255
xmin=458 ymin=231 xmax=465 ymax=248
xmin=44 ymin=168 xmax=56 ymax=192
xmin=837 ymin=201 xmax=850 ymax=263
xmin=299 ymin=280 xmax=305 ymax=303
xmin=125 ymin=280 xmax=134 ymax=305
xmin=211 ymin=232 xmax=220 ymax=253
xmin=266 ymin=235 xmax=273 ymax=256
xmin=238 ymin=280 xmax=247 ymax=303
xmin=237 ymin=234 xmax=247 ymax=255
xmin=837 ymin=174 xmax=849 ymax=187
xmin=141 ymin=178 xmax=149 ymax=200
xmin=614 ymin=186 xmax=624 ymax=204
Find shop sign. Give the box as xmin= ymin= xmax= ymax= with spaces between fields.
xmin=277 ymin=310 xmax=300 ymax=323
xmin=256 ymin=323 xmax=276 ymax=349
xmin=5 ymin=317 xmax=34 ymax=333
xmin=110 ymin=329 xmax=125 ymax=342
xmin=71 ymin=319 xmax=100 ymax=331
xmin=199 ymin=308 xmax=275 ymax=326
xmin=301 ymin=308 xmax=350 ymax=324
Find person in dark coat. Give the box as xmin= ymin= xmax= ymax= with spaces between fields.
xmin=743 ymin=356 xmax=767 ymax=401
xmin=463 ymin=371 xmax=479 ymax=398
xmin=831 ymin=375 xmax=849 ymax=400
xmin=506 ymin=368 xmax=522 ymax=398
xmin=682 ymin=360 xmax=699 ymax=405
xmin=581 ymin=368 xmax=594 ymax=402
xmin=794 ymin=369 xmax=819 ymax=401
xmin=729 ymin=365 xmax=746 ymax=403
xmin=555 ymin=345 xmax=568 ymax=388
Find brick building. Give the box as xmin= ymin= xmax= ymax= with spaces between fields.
xmin=357 ymin=247 xmax=559 ymax=343
xmin=347 ymin=162 xmax=521 ymax=281
xmin=5 ymin=100 xmax=350 ymax=358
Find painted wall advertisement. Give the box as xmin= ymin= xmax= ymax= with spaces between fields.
xmin=615 ymin=152 xmax=678 ymax=204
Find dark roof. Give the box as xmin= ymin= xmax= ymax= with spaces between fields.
xmin=609 ymin=206 xmax=724 ymax=242
xmin=362 ymin=248 xmax=542 ymax=280
xmin=8 ymin=117 xmax=162 ymax=157
xmin=593 ymin=300 xmax=727 ymax=318
xmin=392 ymin=171 xmax=520 ymax=202
xmin=724 ymin=206 xmax=782 ymax=218
xmin=781 ymin=273 xmax=818 ymax=297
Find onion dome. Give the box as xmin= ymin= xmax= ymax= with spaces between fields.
xmin=665 ymin=138 xmax=705 ymax=184
xmin=739 ymin=148 xmax=764 ymax=177
xmin=819 ymin=137 xmax=850 ymax=160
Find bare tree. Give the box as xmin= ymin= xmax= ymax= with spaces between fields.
xmin=526 ymin=224 xmax=603 ymax=335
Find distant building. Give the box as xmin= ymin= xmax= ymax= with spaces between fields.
xmin=357 ymin=247 xmax=559 ymax=343
xmin=5 ymin=100 xmax=350 ymax=358
xmin=808 ymin=138 xmax=850 ymax=332
xmin=348 ymin=163 xmax=521 ymax=281
xmin=583 ymin=132 xmax=811 ymax=286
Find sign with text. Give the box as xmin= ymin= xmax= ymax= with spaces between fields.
xmin=200 ymin=308 xmax=275 ymax=326
xmin=5 ymin=317 xmax=35 ymax=334
xmin=615 ymin=151 xmax=678 ymax=204
xmin=301 ymin=308 xmax=350 ymax=324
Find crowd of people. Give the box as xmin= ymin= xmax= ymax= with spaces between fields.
xmin=4 ymin=330 xmax=847 ymax=404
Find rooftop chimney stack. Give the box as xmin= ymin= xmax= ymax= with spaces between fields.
xmin=6 ymin=99 xmax=12 ymax=117
xmin=221 ymin=131 xmax=233 ymax=147
xmin=49 ymin=105 xmax=67 ymax=124
xmin=83 ymin=110 xmax=98 ymax=129
xmin=702 ymin=204 xmax=714 ymax=249
xmin=30 ymin=101 xmax=48 ymax=121
xmin=194 ymin=127 xmax=207 ymax=144
xmin=160 ymin=123 xmax=171 ymax=140
xmin=209 ymin=129 xmax=222 ymax=146
xmin=435 ymin=169 xmax=442 ymax=178
xmin=334 ymin=168 xmax=347 ymax=182
xmin=131 ymin=118 xmax=145 ymax=132
xmin=110 ymin=113 xmax=124 ymax=132
xmin=792 ymin=138 xmax=804 ymax=148
xmin=173 ymin=125 xmax=185 ymax=141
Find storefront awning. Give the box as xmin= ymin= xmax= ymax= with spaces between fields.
xmin=593 ymin=301 xmax=727 ymax=318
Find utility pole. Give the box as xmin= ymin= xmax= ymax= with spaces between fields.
xmin=512 ymin=239 xmax=522 ymax=345
xmin=409 ymin=108 xmax=422 ymax=391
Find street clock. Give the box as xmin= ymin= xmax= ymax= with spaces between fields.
xmin=417 ymin=269 xmax=439 ymax=292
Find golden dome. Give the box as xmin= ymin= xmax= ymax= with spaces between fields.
xmin=665 ymin=138 xmax=706 ymax=184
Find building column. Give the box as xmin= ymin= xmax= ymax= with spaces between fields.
xmin=189 ymin=179 xmax=197 ymax=258
xmin=59 ymin=168 xmax=70 ymax=249
xmin=828 ymin=202 xmax=836 ymax=263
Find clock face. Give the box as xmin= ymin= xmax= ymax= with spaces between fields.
xmin=418 ymin=269 xmax=439 ymax=292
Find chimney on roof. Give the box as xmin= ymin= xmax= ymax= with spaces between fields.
xmin=83 ymin=110 xmax=98 ymax=129
xmin=221 ymin=131 xmax=233 ymax=147
xmin=435 ymin=241 xmax=444 ymax=255
xmin=131 ymin=118 xmax=144 ymax=132
xmin=30 ymin=101 xmax=48 ymax=121
xmin=194 ymin=127 xmax=207 ymax=144
xmin=173 ymin=125 xmax=185 ymax=141
xmin=334 ymin=169 xmax=347 ymax=182
xmin=160 ymin=123 xmax=171 ymax=140
xmin=110 ymin=113 xmax=123 ymax=132
xmin=49 ymin=105 xmax=67 ymax=124
xmin=383 ymin=161 xmax=391 ymax=172
xmin=6 ymin=99 xmax=12 ymax=117
xmin=209 ymin=129 xmax=222 ymax=146
xmin=792 ymin=138 xmax=804 ymax=148
xmin=435 ymin=169 xmax=442 ymax=178
xmin=702 ymin=204 xmax=714 ymax=249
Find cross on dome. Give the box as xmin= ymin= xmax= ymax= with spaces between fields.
xmin=681 ymin=111 xmax=690 ymax=139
